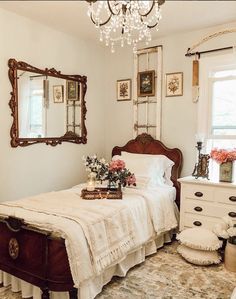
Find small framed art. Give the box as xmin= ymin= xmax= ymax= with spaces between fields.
xmin=66 ymin=80 xmax=78 ymax=101
xmin=53 ymin=85 xmax=64 ymax=103
xmin=166 ymin=72 xmax=183 ymax=97
xmin=137 ymin=70 xmax=155 ymax=97
xmin=117 ymin=79 xmax=131 ymax=101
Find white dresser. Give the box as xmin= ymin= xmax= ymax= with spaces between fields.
xmin=178 ymin=176 xmax=236 ymax=231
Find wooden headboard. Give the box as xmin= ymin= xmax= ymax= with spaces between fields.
xmin=112 ymin=133 xmax=183 ymax=207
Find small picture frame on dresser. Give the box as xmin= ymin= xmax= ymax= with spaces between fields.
xmin=219 ymin=162 xmax=234 ymax=183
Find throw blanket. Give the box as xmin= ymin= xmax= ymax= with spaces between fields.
xmin=0 ymin=185 xmax=178 ymax=288
xmin=0 ymin=191 xmax=136 ymax=279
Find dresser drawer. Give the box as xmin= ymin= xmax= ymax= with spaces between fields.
xmin=184 ymin=199 xmax=236 ymax=218
xmin=184 ymin=200 xmax=216 ymax=217
xmin=183 ymin=213 xmax=222 ymax=230
xmin=214 ymin=189 xmax=236 ymax=206
xmin=183 ymin=184 xmax=214 ymax=202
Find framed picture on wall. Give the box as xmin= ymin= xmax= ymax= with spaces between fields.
xmin=53 ymin=85 xmax=64 ymax=103
xmin=66 ymin=80 xmax=78 ymax=101
xmin=165 ymin=72 xmax=183 ymax=97
xmin=137 ymin=70 xmax=155 ymax=97
xmin=117 ymin=79 xmax=132 ymax=101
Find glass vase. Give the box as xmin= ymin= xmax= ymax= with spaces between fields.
xmin=219 ymin=161 xmax=234 ymax=183
xmin=107 ymin=180 xmax=118 ymax=190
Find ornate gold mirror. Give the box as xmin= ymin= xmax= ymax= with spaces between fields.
xmin=8 ymin=59 xmax=87 ymax=147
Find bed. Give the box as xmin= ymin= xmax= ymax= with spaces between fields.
xmin=0 ymin=133 xmax=183 ymax=299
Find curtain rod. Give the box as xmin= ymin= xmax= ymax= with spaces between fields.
xmin=185 ymin=46 xmax=233 ymax=58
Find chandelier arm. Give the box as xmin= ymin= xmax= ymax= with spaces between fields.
xmin=138 ymin=0 xmax=155 ymax=17
xmin=147 ymin=22 xmax=159 ymax=29
xmin=107 ymin=1 xmax=121 ymax=16
xmin=90 ymin=13 xmax=112 ymax=27
xmin=140 ymin=15 xmax=158 ymax=29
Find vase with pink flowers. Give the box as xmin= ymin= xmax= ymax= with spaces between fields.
xmin=83 ymin=155 xmax=136 ymax=190
xmin=210 ymin=149 xmax=236 ymax=182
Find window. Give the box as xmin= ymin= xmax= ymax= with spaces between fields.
xmin=198 ymin=54 xmax=236 ymax=146
xmin=198 ymin=54 xmax=236 ymax=180
xmin=209 ymin=68 xmax=236 ymax=139
xmin=29 ymin=81 xmax=44 ymax=138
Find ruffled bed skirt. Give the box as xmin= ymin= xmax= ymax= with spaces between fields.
xmin=0 ymin=232 xmax=173 ymax=299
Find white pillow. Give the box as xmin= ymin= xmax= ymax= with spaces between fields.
xmin=177 ymin=228 xmax=222 ymax=251
xmin=121 ymin=152 xmax=174 ymax=186
xmin=177 ymin=244 xmax=221 ymax=265
xmin=131 ymin=176 xmax=150 ymax=189
xmin=112 ymin=154 xmax=162 ymax=188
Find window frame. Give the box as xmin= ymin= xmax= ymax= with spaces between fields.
xmin=208 ymin=72 xmax=236 ymax=140
xmin=198 ymin=53 xmax=236 ymax=141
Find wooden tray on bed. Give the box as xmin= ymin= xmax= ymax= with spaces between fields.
xmin=81 ymin=187 xmax=123 ymax=200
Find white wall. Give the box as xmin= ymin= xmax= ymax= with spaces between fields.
xmin=105 ymin=21 xmax=236 ymax=177
xmin=0 ymin=8 xmax=106 ymax=201
xmin=104 ymin=48 xmax=134 ymax=160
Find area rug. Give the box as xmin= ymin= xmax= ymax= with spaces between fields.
xmin=1 ymin=242 xmax=236 ymax=299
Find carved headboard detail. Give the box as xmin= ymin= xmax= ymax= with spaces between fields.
xmin=112 ymin=133 xmax=183 ymax=207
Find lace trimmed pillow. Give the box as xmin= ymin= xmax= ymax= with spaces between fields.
xmin=177 ymin=244 xmax=221 ymax=265
xmin=176 ymin=227 xmax=222 ymax=251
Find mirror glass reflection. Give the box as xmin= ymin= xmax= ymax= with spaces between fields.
xmin=18 ymin=71 xmax=82 ymax=138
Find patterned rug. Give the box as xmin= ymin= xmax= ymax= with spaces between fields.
xmin=1 ymin=242 xmax=236 ymax=299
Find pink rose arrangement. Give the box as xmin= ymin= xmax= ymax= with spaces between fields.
xmin=126 ymin=174 xmax=136 ymax=186
xmin=109 ymin=159 xmax=126 ymax=171
xmin=108 ymin=159 xmax=136 ymax=187
xmin=83 ymin=156 xmax=136 ymax=188
xmin=210 ymin=148 xmax=236 ymax=164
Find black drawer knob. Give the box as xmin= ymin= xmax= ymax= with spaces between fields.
xmin=194 ymin=206 xmax=203 ymax=212
xmin=194 ymin=192 xmax=203 ymax=197
xmin=228 ymin=212 xmax=236 ymax=218
xmin=229 ymin=196 xmax=236 ymax=202
xmin=193 ymin=221 xmax=202 ymax=226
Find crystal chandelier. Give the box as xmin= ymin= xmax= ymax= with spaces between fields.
xmin=86 ymin=0 xmax=165 ymax=53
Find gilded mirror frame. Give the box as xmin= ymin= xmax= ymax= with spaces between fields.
xmin=8 ymin=58 xmax=87 ymax=147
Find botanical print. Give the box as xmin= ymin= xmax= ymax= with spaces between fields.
xmin=168 ymin=76 xmax=179 ymax=94
xmin=67 ymin=80 xmax=78 ymax=101
xmin=166 ymin=72 xmax=183 ymax=97
xmin=119 ymin=82 xmax=129 ymax=98
xmin=117 ymin=79 xmax=131 ymax=101
xmin=138 ymin=70 xmax=155 ymax=97
xmin=53 ymin=85 xmax=64 ymax=103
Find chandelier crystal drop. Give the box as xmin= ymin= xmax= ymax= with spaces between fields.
xmin=86 ymin=0 xmax=165 ymax=53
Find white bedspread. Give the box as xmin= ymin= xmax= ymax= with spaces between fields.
xmin=0 ymin=185 xmax=178 ymax=290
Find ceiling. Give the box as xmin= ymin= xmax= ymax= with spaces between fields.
xmin=0 ymin=1 xmax=236 ymax=43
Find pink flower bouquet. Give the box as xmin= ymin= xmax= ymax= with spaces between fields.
xmin=210 ymin=148 xmax=236 ymax=164
xmin=83 ymin=156 xmax=136 ymax=188
xmin=108 ymin=159 xmax=136 ymax=187
xmin=109 ymin=159 xmax=126 ymax=171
